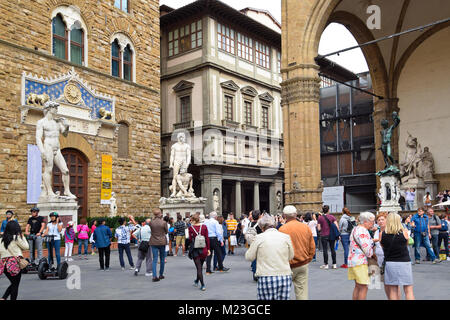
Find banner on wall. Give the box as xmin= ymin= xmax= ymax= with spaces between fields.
xmin=100 ymin=155 xmax=112 ymax=204
xmin=322 ymin=186 xmax=344 ymax=213
xmin=27 ymin=145 xmax=42 ymax=204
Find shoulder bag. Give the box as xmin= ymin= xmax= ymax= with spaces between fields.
xmin=324 ymin=214 xmax=340 ymax=241
xmin=192 ymin=225 xmax=206 ymax=249
xmin=6 ymin=239 xmax=29 ymax=270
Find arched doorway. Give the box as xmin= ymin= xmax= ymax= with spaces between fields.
xmin=53 ymin=148 xmax=89 ymax=218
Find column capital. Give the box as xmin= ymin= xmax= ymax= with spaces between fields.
xmin=281 ymin=76 xmax=321 ymax=105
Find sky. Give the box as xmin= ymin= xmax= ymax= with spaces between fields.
xmin=160 ymin=0 xmax=369 ymax=74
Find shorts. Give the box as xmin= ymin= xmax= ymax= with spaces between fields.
xmin=176 ymin=235 xmax=185 ymax=246
xmin=348 ymin=264 xmax=369 ymax=285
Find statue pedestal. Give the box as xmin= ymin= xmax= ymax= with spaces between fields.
xmin=37 ymin=196 xmax=79 ymax=227
xmin=379 ymin=175 xmax=402 ymax=213
xmin=159 ymin=202 xmax=206 ymax=220
xmin=425 ymin=179 xmax=439 ymax=200
xmin=401 ymin=178 xmax=425 ymax=210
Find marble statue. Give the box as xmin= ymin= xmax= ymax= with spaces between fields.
xmin=109 ymin=192 xmax=117 ymax=217
xmin=276 ymin=191 xmax=282 ymax=211
xmin=420 ymin=146 xmax=435 ymax=181
xmin=169 ymin=132 xmax=191 ymax=197
xmin=399 ymin=132 xmax=423 ymax=184
xmin=213 ymin=190 xmax=220 ymax=211
xmin=169 ymin=167 xmax=195 ymax=198
xmin=36 ymin=101 xmax=76 ymax=199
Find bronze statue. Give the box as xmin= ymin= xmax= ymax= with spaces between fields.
xmin=380 ymin=111 xmax=400 ymax=169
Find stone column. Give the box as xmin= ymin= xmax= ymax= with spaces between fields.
xmin=253 ymin=182 xmax=260 ymax=211
xmin=269 ymin=182 xmax=276 ymax=214
xmin=281 ymin=69 xmax=323 ymax=213
xmin=235 ymin=180 xmax=242 ymax=218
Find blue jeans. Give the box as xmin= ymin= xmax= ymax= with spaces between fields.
xmin=47 ymin=239 xmax=61 ymax=266
xmin=340 ymin=234 xmax=350 ymax=265
xmin=78 ymin=239 xmax=88 ymax=255
xmin=406 ymin=200 xmax=414 ymax=211
xmin=213 ymin=242 xmax=227 ymax=269
xmin=414 ymin=232 xmax=436 ymax=261
xmin=313 ymin=236 xmax=318 ymax=260
xmin=118 ymin=243 xmax=134 ymax=268
xmin=151 ymin=245 xmax=166 ymax=277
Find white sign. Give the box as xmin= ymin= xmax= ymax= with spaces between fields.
xmin=322 ymin=186 xmax=344 ymax=213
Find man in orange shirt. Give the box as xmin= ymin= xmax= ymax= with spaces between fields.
xmin=279 ymin=205 xmax=316 ymax=300
xmin=225 ymin=213 xmax=238 ymax=255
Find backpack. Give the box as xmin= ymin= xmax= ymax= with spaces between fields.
xmin=245 ymin=222 xmax=258 ymax=245
xmin=192 ymin=225 xmax=206 ymax=249
xmin=346 ymin=217 xmax=357 ymax=233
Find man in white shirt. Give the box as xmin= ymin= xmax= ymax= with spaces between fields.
xmin=204 ymin=211 xmax=230 ymax=274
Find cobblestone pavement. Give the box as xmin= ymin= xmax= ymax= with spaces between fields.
xmin=1 ymin=245 xmax=448 ymax=300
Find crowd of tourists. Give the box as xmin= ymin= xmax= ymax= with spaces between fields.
xmin=0 ymin=203 xmax=448 ymax=300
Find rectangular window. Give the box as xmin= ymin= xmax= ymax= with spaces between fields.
xmin=237 ymin=33 xmax=253 ymax=62
xmin=255 ymin=41 xmax=270 ymax=69
xmin=115 ymin=0 xmax=128 ymax=13
xmin=261 ymin=106 xmax=269 ymax=129
xmin=244 ymin=101 xmax=252 ymax=126
xmin=168 ymin=19 xmax=202 ymax=57
xmin=70 ymin=28 xmax=83 ymax=65
xmin=180 ymin=96 xmax=191 ymax=123
xmin=217 ymin=23 xmax=235 ymax=54
xmin=277 ymin=51 xmax=281 ymax=73
xmin=224 ymin=95 xmax=233 ymax=121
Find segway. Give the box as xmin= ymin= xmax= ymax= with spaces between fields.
xmin=37 ymin=235 xmax=69 ymax=280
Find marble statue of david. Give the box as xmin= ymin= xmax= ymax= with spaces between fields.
xmin=36 ymin=101 xmax=76 ymax=199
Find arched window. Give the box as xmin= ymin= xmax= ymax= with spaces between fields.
xmin=110 ymin=34 xmax=135 ymax=82
xmin=51 ymin=7 xmax=88 ymax=66
xmin=70 ymin=27 xmax=84 ymax=65
xmin=123 ymin=44 xmax=132 ymax=81
xmin=118 ymin=122 xmax=129 ymax=158
xmin=111 ymin=40 xmax=121 ymax=77
xmin=52 ymin=14 xmax=67 ymax=60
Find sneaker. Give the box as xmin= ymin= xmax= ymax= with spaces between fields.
xmin=415 ymin=260 xmax=420 ymax=264
xmin=447 ymin=257 xmax=450 ymax=261
xmin=134 ymin=270 xmax=139 ymax=276
xmin=152 ymin=277 xmax=160 ymax=282
xmin=193 ymin=280 xmax=199 ymax=287
xmin=145 ymin=273 xmax=152 ymax=277
xmin=320 ymin=265 xmax=329 ymax=269
xmin=68 ymin=258 xmax=73 ymax=262
xmin=105 ymin=268 xmax=110 ymax=272
xmin=200 ymin=285 xmax=206 ymax=291
xmin=433 ymin=259 xmax=440 ymax=264
xmin=332 ymin=264 xmax=337 ymax=269
xmin=121 ymin=267 xmax=125 ymax=271
xmin=91 ymin=252 xmax=96 ymax=255
xmin=340 ymin=264 xmax=348 ymax=268
xmin=100 ymin=268 xmax=105 ymax=271
xmin=206 ymin=271 xmax=214 ymax=275
xmin=219 ymin=267 xmax=230 ymax=272
xmin=129 ymin=266 xmax=135 ymax=270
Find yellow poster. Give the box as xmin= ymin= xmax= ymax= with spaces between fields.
xmin=101 ymin=155 xmax=112 ymax=204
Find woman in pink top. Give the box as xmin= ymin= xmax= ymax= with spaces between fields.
xmin=77 ymin=218 xmax=90 ymax=259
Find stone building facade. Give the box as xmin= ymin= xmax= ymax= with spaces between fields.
xmin=282 ymin=0 xmax=450 ymax=212
xmin=160 ymin=0 xmax=284 ymax=217
xmin=0 ymin=0 xmax=160 ymax=224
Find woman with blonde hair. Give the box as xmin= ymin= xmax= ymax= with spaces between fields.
xmin=380 ymin=213 xmax=415 ymax=300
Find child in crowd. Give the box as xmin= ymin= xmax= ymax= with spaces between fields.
xmin=64 ymin=221 xmax=75 ymax=262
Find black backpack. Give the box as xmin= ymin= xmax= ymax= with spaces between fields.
xmin=346 ymin=218 xmax=357 ymax=233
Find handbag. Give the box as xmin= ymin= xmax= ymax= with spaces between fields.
xmin=230 ymin=235 xmax=237 ymax=246
xmin=18 ymin=256 xmax=29 ymax=270
xmin=192 ymin=225 xmax=206 ymax=249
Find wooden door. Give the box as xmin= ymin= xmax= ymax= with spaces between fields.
xmin=53 ymin=148 xmax=88 ymax=218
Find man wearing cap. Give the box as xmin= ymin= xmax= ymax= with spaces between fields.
xmin=0 ymin=210 xmax=17 ymax=235
xmin=25 ymin=207 xmax=46 ymax=264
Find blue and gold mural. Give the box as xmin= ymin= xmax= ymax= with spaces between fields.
xmin=22 ymin=68 xmax=114 ymax=120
